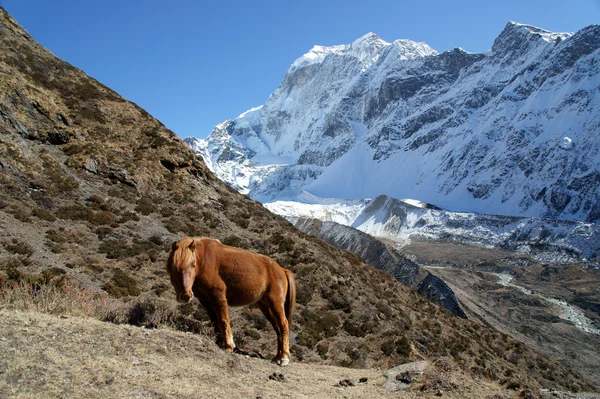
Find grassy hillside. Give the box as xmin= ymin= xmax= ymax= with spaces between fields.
xmin=0 ymin=7 xmax=594 ymax=396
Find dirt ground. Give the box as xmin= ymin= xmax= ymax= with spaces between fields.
xmin=0 ymin=308 xmax=527 ymax=399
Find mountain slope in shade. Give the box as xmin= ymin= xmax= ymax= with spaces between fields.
xmin=189 ymin=22 xmax=600 ymax=223
xmin=293 ymin=217 xmax=468 ymax=318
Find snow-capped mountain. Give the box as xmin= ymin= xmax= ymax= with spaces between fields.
xmin=187 ymin=22 xmax=600 ymax=224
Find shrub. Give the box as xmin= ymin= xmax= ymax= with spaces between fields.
xmin=91 ymin=210 xmax=117 ymax=226
xmin=344 ymin=318 xmax=370 ymax=338
xmin=86 ymin=195 xmax=111 ymax=211
xmin=230 ymin=212 xmax=250 ymax=229
xmin=7 ymin=205 xmax=31 ymax=223
xmin=46 ymin=229 xmax=67 ymax=243
xmin=135 ymin=196 xmax=157 ymax=216
xmin=118 ymin=211 xmax=140 ymax=223
xmin=3 ymin=239 xmax=34 ymax=257
xmin=222 ymin=235 xmax=243 ymax=247
xmin=56 ymin=204 xmax=89 ymax=220
xmin=242 ymin=307 xmax=268 ymax=330
xmin=32 ymin=207 xmax=56 ymax=222
xmin=148 ymin=233 xmax=164 ymax=247
xmin=40 ymin=154 xmax=79 ymax=193
xmin=98 ymin=238 xmax=158 ymax=260
xmin=271 ymin=232 xmax=294 ymax=252
xmin=0 ymin=277 xmax=111 ymax=316
xmin=102 ymin=269 xmax=140 ymax=297
xmin=95 ymin=226 xmax=113 ymax=240
xmin=0 ymin=275 xmax=206 ymax=335
xmin=160 ymin=206 xmax=175 ymax=217
xmin=1 ymin=262 xmax=66 ymax=288
xmin=297 ymin=309 xmax=340 ymax=348
xmin=107 ymin=184 xmax=137 ymax=202
xmin=56 ymin=204 xmax=116 ymax=226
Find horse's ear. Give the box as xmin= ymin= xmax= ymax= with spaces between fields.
xmin=188 ymin=240 xmax=196 ymax=252
xmin=171 ymin=241 xmax=178 ymax=252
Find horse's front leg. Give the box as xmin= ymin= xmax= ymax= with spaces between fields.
xmin=211 ymin=293 xmax=235 ymax=352
xmin=199 ymin=300 xmax=225 ymax=348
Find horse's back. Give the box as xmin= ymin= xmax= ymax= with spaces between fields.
xmin=210 ymin=244 xmax=276 ymax=306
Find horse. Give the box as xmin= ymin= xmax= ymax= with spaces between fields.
xmin=166 ymin=237 xmax=296 ymax=366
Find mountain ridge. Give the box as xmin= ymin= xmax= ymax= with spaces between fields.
xmin=190 ymin=21 xmax=600 ymax=223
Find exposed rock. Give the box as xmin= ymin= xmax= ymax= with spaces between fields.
xmin=384 ymin=360 xmax=429 ymax=392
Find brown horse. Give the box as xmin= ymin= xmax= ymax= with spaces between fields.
xmin=166 ymin=237 xmax=296 ymax=366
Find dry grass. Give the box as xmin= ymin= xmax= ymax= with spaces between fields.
xmin=0 ymin=278 xmax=110 ymax=316
xmin=0 ymin=308 xmax=524 ymax=399
xmin=0 ymin=275 xmax=220 ymax=341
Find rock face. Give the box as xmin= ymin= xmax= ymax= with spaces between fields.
xmin=189 ymin=22 xmax=600 ymax=223
xmin=294 ymin=218 xmax=467 ymax=318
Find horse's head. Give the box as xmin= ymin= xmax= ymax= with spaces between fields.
xmin=166 ymin=238 xmax=199 ymax=303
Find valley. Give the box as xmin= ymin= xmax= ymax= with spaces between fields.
xmin=402 ymin=239 xmax=600 ymax=386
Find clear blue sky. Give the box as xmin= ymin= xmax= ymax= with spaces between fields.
xmin=2 ymin=0 xmax=599 ymax=139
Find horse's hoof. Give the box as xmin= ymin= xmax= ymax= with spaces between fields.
xmin=276 ymin=358 xmax=290 ymax=367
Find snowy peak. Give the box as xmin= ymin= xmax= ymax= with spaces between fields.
xmin=288 ymin=32 xmax=434 ymax=73
xmin=391 ymin=39 xmax=438 ymax=60
xmin=492 ymin=21 xmax=572 ymax=56
xmin=191 ymin=22 xmax=600 ymax=224
xmin=288 ymin=44 xmax=345 ymax=72
xmin=347 ymin=32 xmax=390 ymax=68
xmin=351 ymin=32 xmax=387 ymax=46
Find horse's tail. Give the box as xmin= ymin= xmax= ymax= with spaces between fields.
xmin=284 ymin=269 xmax=296 ymax=326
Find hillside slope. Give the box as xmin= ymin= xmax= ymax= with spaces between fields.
xmin=0 ymin=7 xmax=594 ymax=395
xmin=0 ymin=308 xmax=542 ymax=399
xmin=293 ymin=217 xmax=467 ymax=318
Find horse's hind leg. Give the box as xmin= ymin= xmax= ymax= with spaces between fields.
xmin=257 ymin=301 xmax=282 ymax=360
xmin=261 ymin=298 xmax=290 ymax=366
